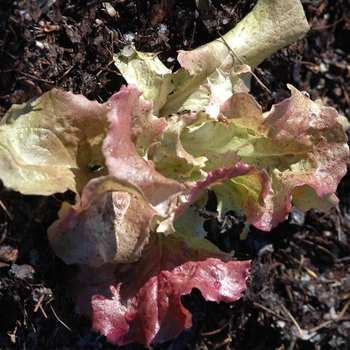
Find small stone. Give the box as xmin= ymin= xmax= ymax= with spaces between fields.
xmin=10 ymin=263 xmax=35 ymax=280
xmin=0 ymin=246 xmax=18 ymax=263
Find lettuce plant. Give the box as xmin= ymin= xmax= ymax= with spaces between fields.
xmin=0 ymin=0 xmax=348 ymax=346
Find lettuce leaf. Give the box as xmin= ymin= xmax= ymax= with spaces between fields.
xmin=0 ymin=89 xmax=109 ymax=195
xmin=101 ymin=85 xmax=183 ymax=216
xmin=151 ymin=87 xmax=348 ymax=231
xmin=48 ymin=85 xmax=184 ymax=266
xmin=113 ymin=46 xmax=174 ymax=116
xmin=0 ymin=0 xmax=347 ymax=347
xmin=67 ymin=232 xmax=250 ymax=346
xmin=115 ymin=0 xmax=310 ymax=117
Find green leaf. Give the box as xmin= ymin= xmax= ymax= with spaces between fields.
xmin=0 ymin=89 xmax=109 ymax=195
xmin=173 ymin=88 xmax=349 ymax=230
xmin=113 ymin=0 xmax=309 ymax=119
xmin=160 ymin=0 xmax=310 ymax=116
xmin=114 ymin=46 xmax=174 ymax=115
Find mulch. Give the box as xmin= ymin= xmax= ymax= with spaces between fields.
xmin=0 ymin=0 xmax=350 ymax=349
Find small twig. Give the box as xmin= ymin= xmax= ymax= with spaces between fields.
xmin=33 ymin=294 xmax=48 ymax=318
xmin=188 ymin=21 xmax=197 ymax=50
xmin=284 ymin=284 xmax=294 ymax=302
xmin=338 ymin=298 xmax=350 ymax=319
xmin=0 ymin=199 xmax=13 ymax=220
xmin=217 ymin=31 xmax=271 ymax=93
xmin=300 ymin=256 xmax=318 ymax=278
xmin=253 ymin=302 xmax=290 ymax=322
xmin=315 ymin=244 xmax=339 ymax=261
xmin=97 ymin=66 xmax=122 ymax=76
xmin=281 ymin=303 xmax=303 ymax=337
xmin=15 ymin=70 xmax=54 ymax=84
xmin=229 ymin=0 xmax=243 ymax=16
xmin=213 ymin=335 xmax=232 ymax=349
xmin=39 ymin=304 xmax=48 ymax=318
xmin=311 ymin=16 xmax=345 ymax=30
xmin=337 ymin=256 xmax=350 ymax=262
xmin=202 ymin=315 xmax=234 ymax=336
xmin=307 ymin=319 xmax=333 ymax=334
xmin=307 ymin=300 xmax=350 ymax=334
xmin=49 ymin=304 xmax=71 ymax=331
xmin=303 ymin=265 xmax=318 ymax=279
xmin=34 ymin=294 xmax=45 ymax=313
xmin=296 ymin=235 xmax=339 ymax=262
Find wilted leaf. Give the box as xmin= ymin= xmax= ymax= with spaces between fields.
xmin=48 ymin=85 xmax=184 ymax=265
xmin=48 ymin=190 xmax=154 ymax=267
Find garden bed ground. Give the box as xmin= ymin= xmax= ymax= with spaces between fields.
xmin=0 ymin=0 xmax=350 ymax=349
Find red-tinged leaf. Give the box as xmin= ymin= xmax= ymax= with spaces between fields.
xmin=102 ymin=85 xmax=184 ymax=216
xmin=175 ymin=162 xmax=273 ymax=230
xmin=48 ymin=85 xmax=185 ymax=266
xmin=67 ymin=232 xmax=250 ymax=346
xmin=177 ymin=89 xmax=348 ymax=230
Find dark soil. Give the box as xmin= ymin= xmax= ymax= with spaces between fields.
xmin=1 ymin=0 xmax=350 ymax=349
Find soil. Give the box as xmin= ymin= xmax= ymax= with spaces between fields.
xmin=1 ymin=0 xmax=350 ymax=349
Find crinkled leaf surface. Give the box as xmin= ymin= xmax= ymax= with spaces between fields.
xmin=148 ymin=112 xmax=208 ymax=180
xmin=101 ymin=85 xmax=184 ymax=216
xmin=48 ymin=85 xmax=184 ymax=266
xmin=174 ymin=163 xmax=273 ymax=229
xmin=114 ymin=46 xmax=174 ymax=115
xmin=1 ymin=0 xmax=346 ymax=347
xmin=0 ymin=89 xmax=109 ymax=195
xmin=67 ymin=232 xmax=250 ymax=346
xmin=149 ymin=88 xmax=348 ymax=231
xmin=174 ymin=88 xmax=349 ymax=230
